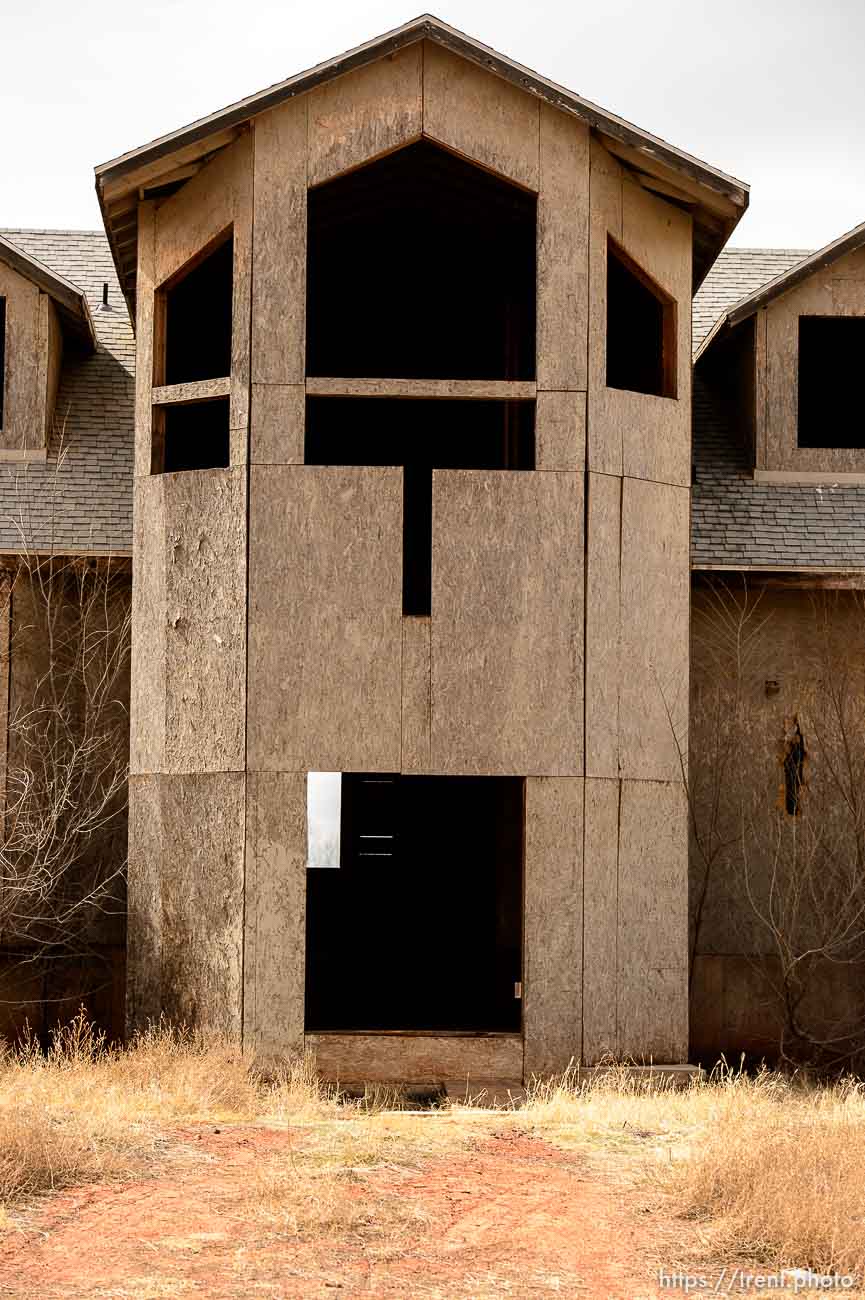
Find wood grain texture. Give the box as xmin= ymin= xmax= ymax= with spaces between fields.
xmin=162 ymin=468 xmax=247 ymax=773
xmin=755 ymin=309 xmax=768 ymax=470
xmin=586 ymin=139 xmax=623 ymax=476
xmin=154 ymin=132 xmax=252 ymax=286
xmin=126 ymin=773 xmax=163 ymax=1032
xmin=305 ymin=377 xmax=536 ymax=400
xmin=133 ymin=201 xmax=156 ymax=477
xmin=617 ymin=779 xmax=688 ymax=1062
xmin=243 ymin=771 xmax=306 ymax=1057
xmin=250 ymin=383 xmax=305 ymax=464
xmin=401 ymin=617 xmax=431 ymax=773
xmin=44 ymin=299 xmax=63 ymax=442
xmin=247 ymin=466 xmax=402 ymax=773
xmin=307 ymin=43 xmax=422 ymax=187
xmin=0 ymin=261 xmax=43 ymax=453
xmin=251 ymin=98 xmax=307 ymax=385
xmin=582 ymin=777 xmax=620 ymax=1064
xmin=430 ymin=470 xmax=583 ymax=776
xmin=584 ymin=472 xmax=621 ymax=780
xmin=422 ymin=41 xmax=539 ymax=191
xmin=618 ymin=478 xmax=689 ymax=782
xmin=536 ymin=107 xmax=589 ymax=391
xmin=535 ymin=390 xmax=586 ymax=472
xmin=152 ymin=377 xmax=231 ymax=406
xmin=130 ymin=477 xmax=166 ymax=774
xmin=524 ymin=776 xmax=583 ymax=1075
xmin=307 ymin=1032 xmax=523 ymax=1083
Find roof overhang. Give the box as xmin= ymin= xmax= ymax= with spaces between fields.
xmin=695 ymin=217 xmax=865 ymax=364
xmin=95 ymin=14 xmax=749 ymax=318
xmin=0 ymin=233 xmax=96 ymax=350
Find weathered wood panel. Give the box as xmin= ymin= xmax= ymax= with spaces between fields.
xmin=127 ymin=772 xmax=245 ymax=1037
xmin=617 ymin=779 xmax=688 ymax=1062
xmin=401 ymin=617 xmax=431 ymax=773
xmin=243 ymin=771 xmax=306 ymax=1057
xmin=586 ymin=139 xmax=623 ymax=476
xmin=422 ymin=41 xmax=539 ymax=190
xmin=307 ymin=1033 xmax=523 ymax=1083
xmin=584 ymin=472 xmax=620 ymax=779
xmin=154 ymin=133 xmax=252 ymax=286
xmin=754 ymin=308 xmax=768 ymax=470
xmin=307 ymin=43 xmax=422 ymax=187
xmin=305 ymin=377 xmax=536 ymax=400
xmin=535 ymin=391 xmax=586 ymax=472
xmin=618 ymin=478 xmax=689 ymax=783
xmin=536 ymin=107 xmax=589 ymax=391
xmin=130 ymin=477 xmax=166 ymax=774
xmin=0 ymin=262 xmax=43 ymax=454
xmin=251 ymin=98 xmax=307 ymax=385
xmin=247 ymin=466 xmax=402 ymax=773
xmin=430 ymin=470 xmax=583 ymax=776
xmin=161 ymin=468 xmax=247 ymax=773
xmin=524 ymin=776 xmax=583 ymax=1075
xmin=42 ymin=298 xmax=63 ymax=444
xmin=250 ymin=383 xmax=305 ymax=464
xmin=582 ymin=777 xmax=620 ymax=1064
xmin=133 ymin=201 xmax=156 ymax=477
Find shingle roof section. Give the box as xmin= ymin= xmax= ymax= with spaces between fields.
xmin=692 ymin=247 xmax=811 ymax=354
xmin=0 ymin=230 xmax=133 ymax=556
xmin=692 ymin=372 xmax=865 ymax=570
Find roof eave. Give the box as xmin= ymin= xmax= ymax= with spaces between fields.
xmin=0 ymin=234 xmax=96 ymax=351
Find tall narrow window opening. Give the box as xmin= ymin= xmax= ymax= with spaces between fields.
xmin=305 ymin=774 xmax=524 ymax=1032
xmin=0 ymin=297 xmax=6 ymax=431
xmin=307 ymin=140 xmax=537 ymax=380
xmin=798 ymin=316 xmax=865 ymax=449
xmin=606 ymin=239 xmax=677 ymax=398
xmin=305 ymin=397 xmax=535 ymax=616
xmin=783 ymin=720 xmax=806 ymax=816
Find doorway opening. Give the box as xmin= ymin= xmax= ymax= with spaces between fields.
xmin=305 ymin=774 xmax=524 ymax=1033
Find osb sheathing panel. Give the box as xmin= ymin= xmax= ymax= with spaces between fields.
xmin=524 ymin=776 xmax=583 ymax=1074
xmin=131 ymin=470 xmax=246 ymax=774
xmin=250 ymin=383 xmax=304 ymax=464
xmin=587 ymin=143 xmax=692 ymax=488
xmin=430 ymin=470 xmax=583 ymax=776
xmin=251 ymin=98 xmax=307 ymax=385
xmin=307 ymin=1033 xmax=523 ymax=1083
xmin=243 ymin=771 xmax=306 ymax=1057
xmin=584 ymin=472 xmax=620 ymax=779
xmin=401 ymin=617 xmax=431 ymax=773
xmin=535 ymin=391 xmax=586 ymax=471
xmin=582 ymin=777 xmax=619 ymax=1064
xmin=754 ymin=309 xmax=768 ymax=469
xmin=422 ymin=41 xmax=539 ymax=190
xmin=0 ymin=261 xmax=44 ymax=452
xmin=307 ymin=43 xmax=422 ymax=187
xmin=133 ymin=202 xmax=156 ymax=478
xmin=128 ymin=772 xmax=245 ymax=1037
xmin=617 ymin=779 xmax=688 ymax=1062
xmin=247 ymin=466 xmax=402 ymax=773
xmin=44 ymin=298 xmax=63 ymax=442
xmin=536 ymin=106 xmax=589 ymax=392
xmin=130 ymin=477 xmax=166 ymax=775
xmin=153 ymin=134 xmax=253 ymax=440
xmin=763 ymin=246 xmax=865 ymax=474
xmin=619 ymin=477 xmax=689 ymax=783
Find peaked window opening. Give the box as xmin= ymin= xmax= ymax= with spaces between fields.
xmin=606 ymin=238 xmax=677 ymax=399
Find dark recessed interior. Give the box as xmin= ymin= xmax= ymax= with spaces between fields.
xmin=163 ymin=236 xmax=233 ymax=385
xmin=606 ymin=240 xmax=675 ymax=398
xmin=306 ymin=139 xmax=537 ymax=380
xmin=305 ymin=773 xmax=524 ymax=1033
xmin=158 ymin=398 xmax=230 ymax=473
xmin=798 ymin=316 xmax=865 ymax=449
xmin=305 ymin=396 xmax=535 ymax=615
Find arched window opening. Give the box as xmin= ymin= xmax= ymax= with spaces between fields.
xmin=606 ymin=238 xmax=677 ymax=399
xmin=306 ymin=139 xmax=537 ymax=380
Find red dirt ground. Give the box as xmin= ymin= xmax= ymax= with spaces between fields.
xmin=0 ymin=1124 xmax=668 ymax=1299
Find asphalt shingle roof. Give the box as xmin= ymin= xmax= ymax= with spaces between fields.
xmin=692 ymin=247 xmax=811 ymax=354
xmin=0 ymin=229 xmax=134 ymax=556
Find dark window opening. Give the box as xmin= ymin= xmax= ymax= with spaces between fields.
xmin=305 ymin=397 xmax=535 ymax=616
xmin=305 ymin=773 xmax=524 ymax=1033
xmin=153 ymin=398 xmax=230 ymax=473
xmin=606 ymin=239 xmax=676 ymax=398
xmin=783 ymin=721 xmax=806 ymax=816
xmin=160 ymin=234 xmax=233 ymax=386
xmin=307 ymin=140 xmax=537 ymax=380
xmin=0 ymin=297 xmax=5 ymax=430
xmin=798 ymin=316 xmax=865 ymax=449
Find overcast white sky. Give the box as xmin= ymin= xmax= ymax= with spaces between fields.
xmin=3 ymin=0 xmax=864 ymax=250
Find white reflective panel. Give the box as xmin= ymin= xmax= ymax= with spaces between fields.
xmin=307 ymin=771 xmax=341 ymax=868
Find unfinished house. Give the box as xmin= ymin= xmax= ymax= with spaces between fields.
xmin=0 ymin=229 xmax=134 ymax=1041
xmin=96 ymin=15 xmax=748 ymax=1083
xmin=691 ymin=220 xmax=865 ymax=1064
